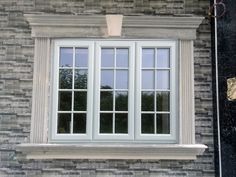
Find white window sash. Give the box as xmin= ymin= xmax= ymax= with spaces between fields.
xmin=135 ymin=41 xmax=177 ymax=142
xmin=50 ymin=40 xmax=94 ymax=142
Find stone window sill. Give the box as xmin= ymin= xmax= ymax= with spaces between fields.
xmin=16 ymin=144 xmax=207 ymax=160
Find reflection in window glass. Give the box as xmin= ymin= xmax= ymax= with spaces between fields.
xmin=58 ymin=91 xmax=72 ymax=111
xmin=74 ymin=91 xmax=87 ymax=111
xmin=142 ymin=70 xmax=154 ymax=89
xmin=156 ymin=92 xmax=170 ymax=111
xmin=115 ymin=91 xmax=128 ymax=111
xmin=101 ymin=70 xmax=113 ymax=89
xmin=57 ymin=113 xmax=71 ymax=133
xmin=100 ymin=91 xmax=113 ymax=111
xmin=60 ymin=48 xmax=73 ymax=67
xmin=101 ymin=48 xmax=114 ymax=67
xmin=156 ymin=114 xmax=170 ymax=134
xmin=156 ymin=49 xmax=170 ymax=68
xmin=115 ymin=113 xmax=128 ymax=133
xmin=75 ymin=48 xmax=88 ymax=67
xmin=73 ymin=113 xmax=86 ymax=133
xmin=156 ymin=70 xmax=169 ymax=90
xmin=142 ymin=49 xmax=155 ymax=68
xmin=100 ymin=113 xmax=113 ymax=133
xmin=142 ymin=91 xmax=154 ymax=111
xmin=116 ymin=48 xmax=129 ymax=67
xmin=141 ymin=114 xmax=154 ymax=134
xmin=116 ymin=70 xmax=128 ymax=89
xmin=74 ymin=69 xmax=88 ymax=89
xmin=59 ymin=69 xmax=72 ymax=89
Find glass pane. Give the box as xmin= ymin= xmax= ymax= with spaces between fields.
xmin=74 ymin=69 xmax=88 ymax=89
xmin=156 ymin=114 xmax=170 ymax=134
xmin=141 ymin=91 xmax=154 ymax=111
xmin=100 ymin=91 xmax=113 ymax=111
xmin=101 ymin=48 xmax=114 ymax=67
xmin=115 ymin=113 xmax=128 ymax=133
xmin=101 ymin=70 xmax=113 ymax=89
xmin=156 ymin=49 xmax=170 ymax=68
xmin=73 ymin=113 xmax=86 ymax=133
xmin=116 ymin=70 xmax=128 ymax=89
xmin=60 ymin=47 xmax=73 ymax=67
xmin=59 ymin=69 xmax=72 ymax=89
xmin=115 ymin=91 xmax=128 ymax=111
xmin=142 ymin=70 xmax=154 ymax=89
xmin=58 ymin=91 xmax=72 ymax=111
xmin=141 ymin=114 xmax=154 ymax=134
xmin=142 ymin=48 xmax=155 ymax=68
xmin=74 ymin=91 xmax=87 ymax=111
xmin=57 ymin=113 xmax=71 ymax=133
xmin=156 ymin=70 xmax=169 ymax=89
xmin=100 ymin=113 xmax=113 ymax=133
xmin=75 ymin=48 xmax=88 ymax=67
xmin=156 ymin=92 xmax=170 ymax=111
xmin=116 ymin=48 xmax=129 ymax=67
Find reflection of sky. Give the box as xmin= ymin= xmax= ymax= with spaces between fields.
xmin=101 ymin=49 xmax=114 ymax=67
xmin=142 ymin=49 xmax=155 ymax=67
xmin=142 ymin=70 xmax=154 ymax=89
xmin=156 ymin=71 xmax=169 ymax=89
xmin=101 ymin=70 xmax=113 ymax=88
xmin=60 ymin=48 xmax=73 ymax=67
xmin=116 ymin=70 xmax=128 ymax=89
xmin=156 ymin=49 xmax=169 ymax=68
xmin=142 ymin=48 xmax=170 ymax=68
xmin=116 ymin=49 xmax=129 ymax=67
xmin=142 ymin=70 xmax=170 ymax=90
xmin=75 ymin=48 xmax=88 ymax=67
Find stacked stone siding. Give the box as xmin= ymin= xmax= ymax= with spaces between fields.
xmin=0 ymin=0 xmax=214 ymax=176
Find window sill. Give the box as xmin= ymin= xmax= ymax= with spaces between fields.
xmin=16 ymin=143 xmax=207 ymax=160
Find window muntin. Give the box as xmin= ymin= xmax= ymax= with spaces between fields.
xmin=52 ymin=40 xmax=176 ymax=143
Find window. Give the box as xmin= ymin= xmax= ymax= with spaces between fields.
xmin=51 ymin=40 xmax=177 ymax=143
xmin=18 ymin=14 xmax=206 ymax=159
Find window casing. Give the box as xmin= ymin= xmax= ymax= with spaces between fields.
xmin=17 ymin=14 xmax=207 ymax=160
xmin=51 ymin=40 xmax=177 ymax=143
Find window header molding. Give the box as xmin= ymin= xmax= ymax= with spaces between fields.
xmin=25 ymin=14 xmax=203 ymax=39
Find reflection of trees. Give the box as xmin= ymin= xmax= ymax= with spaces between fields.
xmin=75 ymin=71 xmax=87 ymax=89
xmin=59 ymin=69 xmax=88 ymax=89
xmin=59 ymin=69 xmax=72 ymax=89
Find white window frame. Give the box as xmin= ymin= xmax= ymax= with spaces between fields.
xmin=136 ymin=41 xmax=177 ymax=142
xmin=51 ymin=40 xmax=177 ymax=143
xmin=94 ymin=41 xmax=135 ymax=141
xmin=51 ymin=40 xmax=94 ymax=142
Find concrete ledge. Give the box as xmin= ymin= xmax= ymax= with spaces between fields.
xmin=16 ymin=144 xmax=207 ymax=160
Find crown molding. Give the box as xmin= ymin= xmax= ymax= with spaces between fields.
xmin=24 ymin=14 xmax=204 ymax=39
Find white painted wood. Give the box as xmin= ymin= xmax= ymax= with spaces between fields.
xmin=179 ymin=40 xmax=195 ymax=144
xmin=16 ymin=143 xmax=207 ymax=160
xmin=30 ymin=38 xmax=50 ymax=143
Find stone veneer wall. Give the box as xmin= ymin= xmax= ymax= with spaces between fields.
xmin=0 ymin=0 xmax=214 ymax=176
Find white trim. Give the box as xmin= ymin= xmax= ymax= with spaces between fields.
xmin=136 ymin=41 xmax=177 ymax=142
xmin=50 ymin=40 xmax=94 ymax=142
xmin=94 ymin=41 xmax=135 ymax=140
xmin=16 ymin=143 xmax=207 ymax=160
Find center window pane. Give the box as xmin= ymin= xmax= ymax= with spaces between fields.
xmin=101 ymin=70 xmax=114 ymax=89
xmin=101 ymin=48 xmax=114 ymax=67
